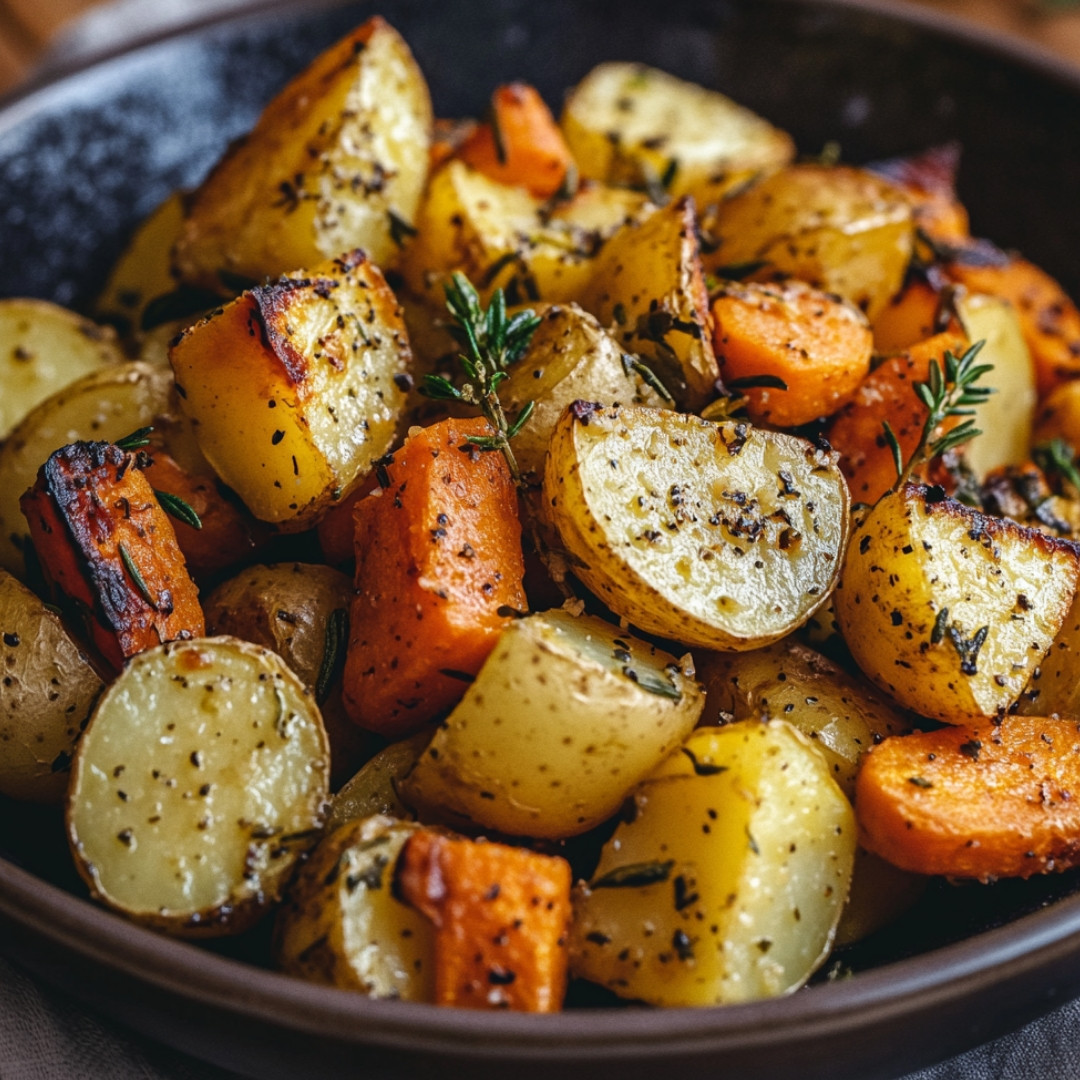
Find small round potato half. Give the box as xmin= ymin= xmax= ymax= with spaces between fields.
xmin=542 ymin=404 xmax=850 ymax=650
xmin=67 ymin=636 xmax=330 ymax=937
xmin=0 ymin=569 xmax=103 ymax=802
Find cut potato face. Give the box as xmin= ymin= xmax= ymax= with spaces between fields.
xmin=834 ymin=483 xmax=1080 ymax=723
xmin=0 ymin=569 xmax=103 ymax=803
xmin=66 ymin=636 xmax=329 ymax=936
xmin=704 ymin=165 xmax=913 ymax=321
xmin=1017 ymin=587 xmax=1080 ymax=718
xmin=170 ymin=251 xmax=410 ymax=528
xmin=579 ymin=197 xmax=717 ymax=411
xmin=174 ymin=17 xmax=433 ymax=288
xmin=0 ymin=299 xmax=123 ymax=443
xmin=570 ymin=721 xmax=856 ymax=1006
xmin=399 ymin=609 xmax=703 ymax=838
xmin=542 ymin=404 xmax=850 ymax=650
xmin=561 ymin=62 xmax=794 ymax=206
xmin=274 ymin=815 xmax=434 ymax=999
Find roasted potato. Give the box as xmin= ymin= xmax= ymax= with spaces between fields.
xmin=169 ymin=250 xmax=410 ymax=529
xmin=173 ymin=17 xmax=433 ymax=288
xmin=570 ymin=721 xmax=856 ymax=1006
xmin=0 ymin=298 xmax=123 ymax=442
xmin=834 ymin=483 xmax=1080 ymax=723
xmin=542 ymin=404 xmax=850 ymax=650
xmin=275 ymin=814 xmax=434 ymax=998
xmin=1017 ymin=588 xmax=1080 ymax=718
xmin=328 ymin=732 xmax=429 ymax=829
xmin=399 ymin=608 xmax=702 ymax=838
xmin=0 ymin=569 xmax=103 ymax=802
xmin=560 ymin=62 xmax=794 ymax=206
xmin=67 ymin=636 xmax=330 ymax=936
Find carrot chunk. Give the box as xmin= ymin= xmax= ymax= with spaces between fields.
xmin=711 ymin=279 xmax=873 ymax=427
xmin=868 ymin=143 xmax=970 ymax=244
xmin=856 ymin=716 xmax=1080 ymax=880
xmin=396 ymin=830 xmax=571 ymax=1011
xmin=342 ymin=417 xmax=526 ymax=738
xmin=826 ymin=331 xmax=968 ymax=503
xmin=20 ymin=442 xmax=204 ymax=673
xmin=871 ymin=277 xmax=945 ymax=355
xmin=457 ymin=83 xmax=573 ymax=199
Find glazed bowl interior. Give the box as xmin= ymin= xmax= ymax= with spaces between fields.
xmin=3 ymin=1 xmax=1080 ymax=1078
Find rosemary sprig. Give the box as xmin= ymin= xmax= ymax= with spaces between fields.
xmin=114 ymin=427 xmax=153 ymax=452
xmin=1033 ymin=437 xmax=1080 ymax=493
xmin=422 ymin=272 xmax=541 ymax=484
xmin=118 ymin=543 xmax=157 ymax=610
xmin=154 ymin=490 xmax=203 ymax=531
xmin=883 ymin=340 xmax=993 ymax=493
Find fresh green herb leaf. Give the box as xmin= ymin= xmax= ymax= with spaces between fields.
xmin=592 ymin=859 xmax=675 ymax=889
xmin=621 ymin=352 xmax=675 ymax=405
xmin=1033 ymin=437 xmax=1080 ymax=493
xmin=118 ymin=543 xmax=157 ymax=610
xmin=316 ymin=608 xmax=348 ymax=703
xmin=154 ymin=490 xmax=203 ymax=531
xmin=114 ymin=427 xmax=153 ymax=452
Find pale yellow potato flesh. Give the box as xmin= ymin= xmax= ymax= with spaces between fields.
xmin=67 ymin=636 xmax=329 ymax=937
xmin=542 ymin=405 xmax=850 ymax=650
xmin=399 ymin=608 xmax=703 ymax=839
xmin=0 ymin=569 xmax=103 ymax=803
xmin=1017 ymin=588 xmax=1080 ymax=718
xmin=275 ymin=814 xmax=434 ymax=1000
xmin=834 ymin=483 xmax=1080 ymax=723
xmin=570 ymin=721 xmax=856 ymax=1006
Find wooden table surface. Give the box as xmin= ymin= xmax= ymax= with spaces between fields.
xmin=2 ymin=0 xmax=1080 ymax=96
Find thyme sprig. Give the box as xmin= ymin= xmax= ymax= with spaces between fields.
xmin=883 ymin=340 xmax=993 ymax=493
xmin=422 ymin=272 xmax=541 ymax=484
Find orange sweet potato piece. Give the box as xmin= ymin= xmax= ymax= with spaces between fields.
xmin=395 ymin=831 xmax=571 ymax=1011
xmin=826 ymin=331 xmax=968 ymax=503
xmin=20 ymin=442 xmax=204 ymax=673
xmin=947 ymin=251 xmax=1080 ymax=397
xmin=711 ymin=278 xmax=873 ymax=427
xmin=342 ymin=417 xmax=526 ymax=738
xmin=856 ymin=716 xmax=1080 ymax=880
xmin=457 ymin=83 xmax=573 ymax=199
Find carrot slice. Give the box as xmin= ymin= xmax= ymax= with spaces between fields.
xmin=341 ymin=417 xmax=526 ymax=738
xmin=711 ymin=279 xmax=873 ymax=427
xmin=20 ymin=442 xmax=204 ymax=673
xmin=947 ymin=251 xmax=1080 ymax=397
xmin=826 ymin=331 xmax=968 ymax=503
xmin=457 ymin=83 xmax=573 ymax=199
xmin=396 ymin=830 xmax=571 ymax=1011
xmin=856 ymin=716 xmax=1080 ymax=880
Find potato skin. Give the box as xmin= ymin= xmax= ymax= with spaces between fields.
xmin=0 ymin=569 xmax=103 ymax=802
xmin=834 ymin=483 xmax=1080 ymax=723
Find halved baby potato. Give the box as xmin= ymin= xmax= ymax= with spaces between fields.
xmin=542 ymin=404 xmax=850 ymax=650
xmin=66 ymin=636 xmax=330 ymax=936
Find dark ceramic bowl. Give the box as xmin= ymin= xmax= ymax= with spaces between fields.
xmin=3 ymin=1 xmax=1080 ymax=1077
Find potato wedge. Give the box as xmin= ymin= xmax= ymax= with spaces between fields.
xmin=0 ymin=299 xmax=122 ymax=442
xmin=0 ymin=569 xmax=103 ymax=802
xmin=169 ymin=250 xmax=410 ymax=528
xmin=67 ymin=636 xmax=329 ymax=936
xmin=856 ymin=716 xmax=1080 ymax=880
xmin=542 ymin=404 xmax=850 ymax=650
xmin=560 ymin=62 xmax=794 ymax=206
xmin=579 ymin=197 xmax=717 ymax=410
xmin=570 ymin=721 xmax=856 ymax=1006
xmin=1016 ymin=587 xmax=1080 ymax=718
xmin=704 ymin=165 xmax=913 ymax=321
xmin=399 ymin=608 xmax=702 ymax=838
xmin=834 ymin=483 xmax=1080 ymax=723
xmin=174 ymin=17 xmax=432 ymax=288
xmin=275 ymin=815 xmax=434 ymax=999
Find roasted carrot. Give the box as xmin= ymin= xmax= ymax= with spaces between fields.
xmin=342 ymin=417 xmax=526 ymax=738
xmin=395 ymin=830 xmax=571 ymax=1012
xmin=871 ymin=277 xmax=946 ymax=355
xmin=947 ymin=250 xmax=1080 ymax=397
xmin=457 ymin=83 xmax=573 ymax=199
xmin=856 ymin=716 xmax=1080 ymax=880
xmin=20 ymin=441 xmax=204 ymax=673
xmin=710 ymin=278 xmax=873 ymax=426
xmin=429 ymin=117 xmax=478 ymax=172
xmin=868 ymin=143 xmax=970 ymax=244
xmin=826 ymin=331 xmax=969 ymax=503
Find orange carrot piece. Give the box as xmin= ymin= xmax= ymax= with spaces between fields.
xmin=856 ymin=716 xmax=1080 ymax=880
xmin=429 ymin=117 xmax=478 ymax=172
xmin=315 ymin=470 xmax=378 ymax=566
xmin=396 ymin=831 xmax=571 ymax=1012
xmin=342 ymin=417 xmax=526 ymax=738
xmin=826 ymin=331 xmax=968 ymax=504
xmin=947 ymin=252 xmax=1080 ymax=397
xmin=457 ymin=83 xmax=573 ymax=199
xmin=868 ymin=143 xmax=970 ymax=243
xmin=711 ymin=279 xmax=873 ymax=426
xmin=20 ymin=442 xmax=204 ymax=673
xmin=872 ymin=277 xmax=946 ymax=355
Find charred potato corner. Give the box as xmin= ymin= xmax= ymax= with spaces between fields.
xmin=8 ymin=12 xmax=1080 ymax=1019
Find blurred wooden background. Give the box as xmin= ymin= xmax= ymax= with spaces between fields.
xmin=1 ymin=0 xmax=1080 ymax=95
